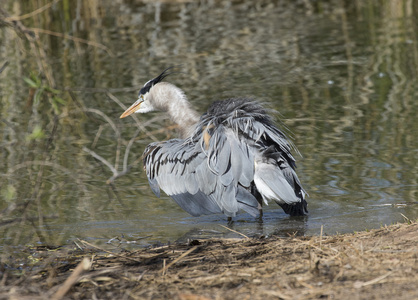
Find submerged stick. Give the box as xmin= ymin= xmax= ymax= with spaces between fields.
xmin=0 ymin=61 xmax=8 ymax=74
xmin=219 ymin=224 xmax=249 ymax=239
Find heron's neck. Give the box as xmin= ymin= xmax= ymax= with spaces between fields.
xmin=151 ymin=82 xmax=200 ymax=138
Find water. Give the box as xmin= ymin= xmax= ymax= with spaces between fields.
xmin=1 ymin=0 xmax=417 ymax=254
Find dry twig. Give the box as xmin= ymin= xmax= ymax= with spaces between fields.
xmin=77 ymin=239 xmax=143 ymax=264
xmin=161 ymin=246 xmax=199 ymax=275
xmin=50 ymin=258 xmax=91 ymax=300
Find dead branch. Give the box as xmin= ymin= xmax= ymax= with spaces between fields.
xmin=50 ymin=258 xmax=91 ymax=300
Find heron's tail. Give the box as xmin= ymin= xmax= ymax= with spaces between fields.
xmin=277 ymin=197 xmax=308 ymax=216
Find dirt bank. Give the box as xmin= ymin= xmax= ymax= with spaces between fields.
xmin=1 ymin=221 xmax=417 ymax=300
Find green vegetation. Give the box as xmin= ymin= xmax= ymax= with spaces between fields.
xmin=24 ymin=72 xmax=66 ymax=114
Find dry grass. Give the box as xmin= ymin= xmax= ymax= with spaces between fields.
xmin=1 ymin=221 xmax=417 ymax=300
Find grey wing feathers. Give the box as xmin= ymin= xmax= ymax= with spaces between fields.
xmin=143 ymin=98 xmax=307 ymax=218
xmin=143 ymin=135 xmax=259 ymax=217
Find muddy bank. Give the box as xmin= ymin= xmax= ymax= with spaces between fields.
xmin=1 ymin=221 xmax=417 ymax=300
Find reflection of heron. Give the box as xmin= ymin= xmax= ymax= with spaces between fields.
xmin=120 ymin=68 xmax=307 ymax=219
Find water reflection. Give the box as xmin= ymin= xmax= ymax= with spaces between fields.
xmin=0 ymin=0 xmax=418 ymax=253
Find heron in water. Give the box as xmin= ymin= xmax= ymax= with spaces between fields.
xmin=120 ymin=68 xmax=307 ymax=219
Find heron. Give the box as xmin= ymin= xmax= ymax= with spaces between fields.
xmin=120 ymin=68 xmax=307 ymax=219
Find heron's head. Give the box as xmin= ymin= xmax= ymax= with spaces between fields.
xmin=120 ymin=68 xmax=172 ymax=118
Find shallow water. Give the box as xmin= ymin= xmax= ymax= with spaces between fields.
xmin=1 ymin=0 xmax=417 ymax=253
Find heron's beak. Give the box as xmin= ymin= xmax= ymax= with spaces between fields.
xmin=120 ymin=98 xmax=143 ymax=118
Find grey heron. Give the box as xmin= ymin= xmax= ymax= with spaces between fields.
xmin=120 ymin=68 xmax=307 ymax=219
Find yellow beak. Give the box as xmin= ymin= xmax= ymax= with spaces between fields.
xmin=120 ymin=99 xmax=143 ymax=118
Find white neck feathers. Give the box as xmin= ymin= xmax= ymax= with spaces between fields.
xmin=149 ymin=82 xmax=200 ymax=138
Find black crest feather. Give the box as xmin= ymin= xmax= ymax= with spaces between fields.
xmin=139 ymin=66 xmax=178 ymax=96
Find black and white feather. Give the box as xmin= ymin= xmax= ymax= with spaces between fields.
xmin=139 ymin=67 xmax=172 ymax=96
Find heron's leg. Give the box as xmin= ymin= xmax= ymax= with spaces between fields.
xmin=227 ymin=216 xmax=233 ymax=225
xmin=257 ymin=208 xmax=264 ymax=223
xmin=252 ymin=183 xmax=264 ymax=221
